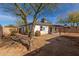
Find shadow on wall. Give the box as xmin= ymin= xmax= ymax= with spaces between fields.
xmin=24 ymin=36 xmax=79 ymax=56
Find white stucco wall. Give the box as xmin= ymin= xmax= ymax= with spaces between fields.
xmin=40 ymin=26 xmax=48 ymax=35
xmin=34 ymin=25 xmax=40 ymax=33
xmin=34 ymin=25 xmax=49 ymax=35
xmin=20 ymin=25 xmax=49 ymax=35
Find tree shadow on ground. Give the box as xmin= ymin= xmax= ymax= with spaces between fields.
xmin=24 ymin=35 xmax=79 ymax=56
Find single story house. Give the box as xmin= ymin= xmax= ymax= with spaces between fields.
xmin=18 ymin=18 xmax=53 ymax=35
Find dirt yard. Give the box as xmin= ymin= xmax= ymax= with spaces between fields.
xmin=25 ymin=33 xmax=79 ymax=56
xmin=0 ymin=34 xmax=56 ymax=56
xmin=0 ymin=33 xmax=79 ymax=56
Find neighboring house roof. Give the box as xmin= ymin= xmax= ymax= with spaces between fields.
xmin=53 ymin=25 xmax=64 ymax=28
xmin=53 ymin=25 xmax=77 ymax=28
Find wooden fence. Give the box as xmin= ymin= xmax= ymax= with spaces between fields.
xmin=55 ymin=26 xmax=79 ymax=33
xmin=0 ymin=25 xmax=3 ymax=38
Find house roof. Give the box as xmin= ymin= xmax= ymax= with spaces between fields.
xmin=20 ymin=17 xmax=53 ymax=27
xmin=29 ymin=21 xmax=52 ymax=26
xmin=30 ymin=17 xmax=52 ymax=26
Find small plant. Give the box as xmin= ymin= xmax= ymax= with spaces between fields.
xmin=10 ymin=30 xmax=17 ymax=36
xmin=35 ymin=31 xmax=41 ymax=36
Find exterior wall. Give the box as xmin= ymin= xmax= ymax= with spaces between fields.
xmin=52 ymin=27 xmax=56 ymax=33
xmin=19 ymin=26 xmax=26 ymax=34
xmin=34 ymin=25 xmax=49 ymax=35
xmin=34 ymin=25 xmax=40 ymax=33
xmin=19 ymin=25 xmax=50 ymax=35
xmin=3 ymin=27 xmax=17 ymax=36
xmin=40 ymin=26 xmax=48 ymax=35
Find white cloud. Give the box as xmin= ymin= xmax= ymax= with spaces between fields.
xmin=0 ymin=14 xmax=17 ymax=21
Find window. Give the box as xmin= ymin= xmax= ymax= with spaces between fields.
xmin=40 ymin=26 xmax=45 ymax=31
xmin=40 ymin=26 xmax=42 ymax=31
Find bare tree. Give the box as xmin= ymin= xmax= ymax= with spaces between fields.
xmin=14 ymin=3 xmax=30 ymax=34
xmin=1 ymin=3 xmax=59 ymax=50
xmin=28 ymin=3 xmax=58 ymax=36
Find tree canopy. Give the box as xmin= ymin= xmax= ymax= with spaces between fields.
xmin=67 ymin=12 xmax=79 ymax=26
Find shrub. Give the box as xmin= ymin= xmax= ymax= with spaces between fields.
xmin=10 ymin=30 xmax=17 ymax=36
xmin=35 ymin=31 xmax=41 ymax=36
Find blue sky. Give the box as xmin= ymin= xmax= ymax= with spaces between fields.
xmin=1 ymin=3 xmax=79 ymax=26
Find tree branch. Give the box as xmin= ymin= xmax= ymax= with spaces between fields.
xmin=30 ymin=4 xmax=37 ymax=13
xmin=14 ymin=3 xmax=27 ymax=17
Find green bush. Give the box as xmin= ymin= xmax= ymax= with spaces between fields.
xmin=35 ymin=31 xmax=41 ymax=36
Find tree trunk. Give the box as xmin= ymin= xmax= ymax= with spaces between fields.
xmin=31 ymin=17 xmax=37 ymax=36
xmin=76 ymin=23 xmax=78 ymax=32
xmin=15 ymin=3 xmax=30 ymax=34
xmin=23 ymin=17 xmax=29 ymax=34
